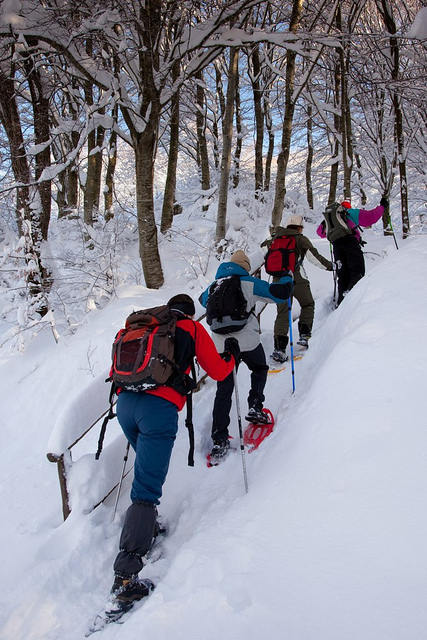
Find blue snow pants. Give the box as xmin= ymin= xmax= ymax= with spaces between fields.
xmin=116 ymin=391 xmax=179 ymax=505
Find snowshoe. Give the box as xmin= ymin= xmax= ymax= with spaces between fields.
xmin=244 ymin=409 xmax=275 ymax=453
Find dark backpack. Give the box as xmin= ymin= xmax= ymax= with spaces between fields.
xmin=206 ymin=275 xmax=251 ymax=334
xmin=111 ymin=305 xmax=178 ymax=392
xmin=264 ymin=235 xmax=297 ymax=276
xmin=323 ymin=203 xmax=352 ymax=243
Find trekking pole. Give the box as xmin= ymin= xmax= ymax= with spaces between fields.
xmin=111 ymin=441 xmax=130 ymax=523
xmin=330 ymin=243 xmax=337 ymax=307
xmin=288 ymin=298 xmax=296 ymax=394
xmin=386 ymin=204 xmax=399 ymax=250
xmin=232 ymin=368 xmax=249 ymax=494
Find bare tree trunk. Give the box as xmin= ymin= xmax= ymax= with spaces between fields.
xmin=336 ymin=8 xmax=352 ymax=200
xmin=0 ymin=69 xmax=32 ymax=232
xmin=195 ymin=70 xmax=210 ymax=210
xmin=215 ymin=47 xmax=239 ymax=247
xmin=327 ymin=57 xmax=342 ymax=205
xmin=104 ymin=107 xmax=118 ymax=221
xmin=375 ymin=0 xmax=409 ymax=237
xmin=22 ymin=48 xmax=52 ymax=241
xmin=134 ymin=128 xmax=164 ymax=289
xmin=305 ymin=103 xmax=314 ymax=209
xmin=271 ymin=0 xmax=304 ymax=227
xmin=161 ymin=61 xmax=180 ymax=234
xmin=249 ymin=45 xmax=264 ymax=197
xmin=0 ymin=63 xmax=51 ymax=309
xmin=264 ymin=97 xmax=274 ymax=192
xmin=232 ymin=66 xmax=242 ymax=189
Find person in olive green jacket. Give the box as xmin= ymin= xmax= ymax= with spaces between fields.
xmin=263 ymin=214 xmax=333 ymax=363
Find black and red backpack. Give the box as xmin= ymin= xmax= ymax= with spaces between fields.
xmin=264 ymin=235 xmax=297 ymax=276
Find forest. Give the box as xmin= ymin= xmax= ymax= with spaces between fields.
xmin=0 ymin=0 xmax=426 ymax=349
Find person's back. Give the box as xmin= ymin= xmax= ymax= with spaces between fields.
xmin=264 ymin=215 xmax=332 ymax=363
xmin=316 ymin=198 xmax=387 ymax=304
xmin=199 ymin=250 xmax=293 ymax=461
xmin=104 ymin=294 xmax=236 ymax=622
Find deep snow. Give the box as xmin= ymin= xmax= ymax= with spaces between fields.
xmin=1 ymin=212 xmax=427 ymax=640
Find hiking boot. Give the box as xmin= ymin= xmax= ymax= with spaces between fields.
xmin=297 ymin=334 xmax=310 ymax=349
xmin=109 ymin=576 xmax=155 ymax=613
xmin=209 ymin=439 xmax=230 ymax=461
xmin=271 ymin=348 xmax=288 ymax=363
xmin=245 ymin=408 xmax=270 ymax=424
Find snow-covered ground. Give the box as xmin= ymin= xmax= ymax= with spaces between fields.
xmin=1 ymin=207 xmax=427 ymax=640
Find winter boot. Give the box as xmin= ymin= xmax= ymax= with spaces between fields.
xmin=108 ymin=576 xmax=155 ymax=615
xmin=209 ymin=439 xmax=230 ymax=462
xmin=271 ymin=335 xmax=289 ymax=363
xmin=297 ymin=334 xmax=310 ymax=349
xmin=245 ymin=408 xmax=271 ymax=424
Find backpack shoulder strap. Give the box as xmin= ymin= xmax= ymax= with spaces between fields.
xmin=184 ymin=358 xmax=198 ymax=467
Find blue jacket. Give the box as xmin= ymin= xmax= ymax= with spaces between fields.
xmin=199 ymin=262 xmax=293 ymax=352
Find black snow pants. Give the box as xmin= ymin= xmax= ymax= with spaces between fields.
xmin=211 ymin=343 xmax=268 ymax=443
xmin=333 ymin=235 xmax=365 ymax=305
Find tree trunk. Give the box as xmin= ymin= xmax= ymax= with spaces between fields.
xmin=327 ymin=56 xmax=342 ymax=206
xmin=271 ymin=0 xmax=304 ymax=227
xmin=232 ymin=66 xmax=242 ymax=189
xmin=134 ymin=128 xmax=164 ymax=289
xmin=264 ymin=98 xmax=274 ymax=192
xmin=0 ymin=70 xmax=32 ymax=232
xmin=195 ymin=70 xmax=210 ymax=210
xmin=0 ymin=63 xmax=51 ymax=308
xmin=104 ymin=107 xmax=118 ymax=221
xmin=83 ymin=82 xmax=104 ymax=225
xmin=215 ymin=47 xmax=239 ymax=247
xmin=305 ymin=103 xmax=314 ymax=209
xmin=161 ymin=61 xmax=180 ymax=234
xmin=376 ymin=0 xmax=409 ymax=237
xmin=250 ymin=45 xmax=264 ymax=197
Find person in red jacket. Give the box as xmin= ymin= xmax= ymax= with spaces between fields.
xmin=108 ymin=294 xmax=237 ymax=617
xmin=317 ymin=198 xmax=388 ymax=305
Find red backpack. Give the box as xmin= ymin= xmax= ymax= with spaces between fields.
xmin=111 ymin=305 xmax=177 ymax=392
xmin=264 ymin=235 xmax=297 ymax=276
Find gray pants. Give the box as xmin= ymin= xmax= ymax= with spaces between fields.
xmin=273 ymin=269 xmax=314 ymax=339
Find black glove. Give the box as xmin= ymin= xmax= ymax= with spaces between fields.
xmin=380 ymin=196 xmax=389 ymax=208
xmin=224 ymin=337 xmax=241 ymax=365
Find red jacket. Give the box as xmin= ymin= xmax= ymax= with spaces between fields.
xmin=147 ymin=317 xmax=235 ymax=410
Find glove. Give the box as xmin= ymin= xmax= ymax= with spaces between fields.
xmin=224 ymin=337 xmax=241 ymax=365
xmin=279 ymin=273 xmax=294 ymax=285
xmin=380 ymin=196 xmax=389 ymax=208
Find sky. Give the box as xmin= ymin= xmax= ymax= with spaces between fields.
xmin=1 ymin=195 xmax=426 ymax=640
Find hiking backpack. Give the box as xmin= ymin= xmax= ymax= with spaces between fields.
xmin=322 ymin=202 xmax=352 ymax=243
xmin=206 ymin=275 xmax=251 ymax=334
xmin=264 ymin=235 xmax=297 ymax=276
xmin=110 ymin=305 xmax=178 ymax=392
xmin=97 ymin=305 xmax=197 ymax=465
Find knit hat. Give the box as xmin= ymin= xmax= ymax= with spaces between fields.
xmin=341 ymin=201 xmax=351 ymax=209
xmin=230 ymin=250 xmax=251 ymax=272
xmin=167 ymin=293 xmax=196 ymax=317
xmin=285 ymin=214 xmax=304 ymax=228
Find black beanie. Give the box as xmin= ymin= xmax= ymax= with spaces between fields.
xmin=167 ymin=293 xmax=196 ymax=317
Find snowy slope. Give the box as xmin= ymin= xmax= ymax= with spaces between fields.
xmin=1 ymin=222 xmax=427 ymax=640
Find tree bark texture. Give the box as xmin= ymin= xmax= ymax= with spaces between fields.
xmin=271 ymin=0 xmax=304 ymax=228
xmin=215 ymin=47 xmax=239 ymax=246
xmin=161 ymin=61 xmax=180 ymax=234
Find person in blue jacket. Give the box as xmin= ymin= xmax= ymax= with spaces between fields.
xmin=199 ymin=250 xmax=294 ymax=462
